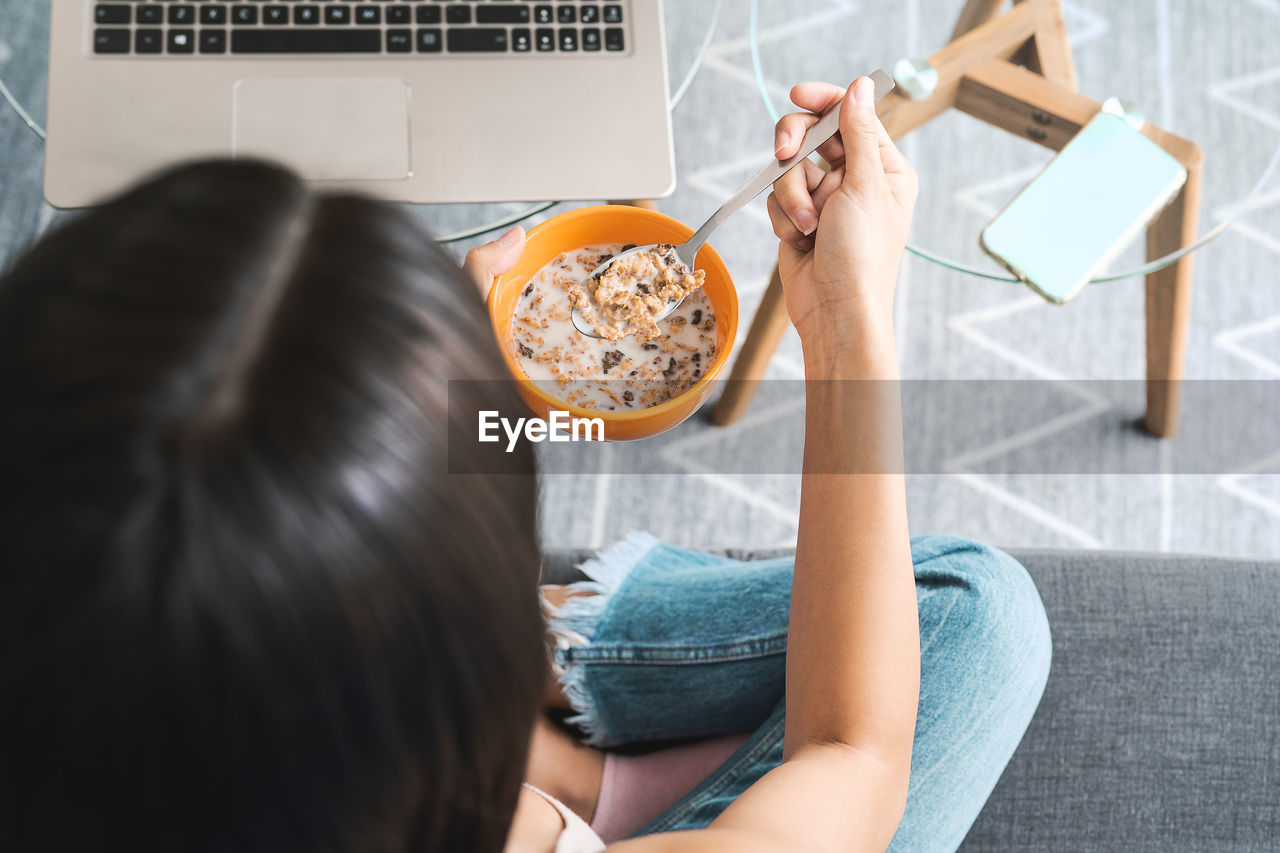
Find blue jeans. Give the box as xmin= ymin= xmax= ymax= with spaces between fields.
xmin=548 ymin=533 xmax=1052 ymax=851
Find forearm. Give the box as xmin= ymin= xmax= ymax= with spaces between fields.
xmin=783 ymin=319 xmax=919 ymax=769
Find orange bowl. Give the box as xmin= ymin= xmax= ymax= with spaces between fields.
xmin=489 ymin=205 xmax=738 ymax=441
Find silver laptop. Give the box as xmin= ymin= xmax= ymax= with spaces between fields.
xmin=45 ymin=0 xmax=675 ymax=208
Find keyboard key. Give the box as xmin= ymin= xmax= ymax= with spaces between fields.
xmin=136 ymin=29 xmax=163 ymax=54
xmin=264 ymin=6 xmax=289 ymax=24
xmin=136 ymin=6 xmax=163 ymax=25
xmin=386 ymin=6 xmax=411 ymax=24
xmin=200 ymin=6 xmax=226 ymax=25
xmin=535 ymin=27 xmax=554 ymax=51
xmin=533 ymin=5 xmax=552 ymax=24
xmin=356 ymin=6 xmax=381 ymax=24
xmin=558 ymin=28 xmax=578 ymax=51
xmin=512 ymin=27 xmax=531 ymax=51
xmin=447 ymin=28 xmax=508 ymax=51
xmin=582 ymin=27 xmax=600 ymax=50
xmin=603 ymin=4 xmax=621 ymax=24
xmin=94 ymin=5 xmax=131 ymax=25
xmin=416 ymin=6 xmax=441 ymax=23
xmin=416 ymin=28 xmax=442 ymax=52
xmin=556 ymin=5 xmax=575 ymax=23
xmin=477 ymin=6 xmax=529 ymax=23
xmin=604 ymin=26 xmax=623 ymax=50
xmin=168 ymin=5 xmax=196 ymax=25
xmin=294 ymin=6 xmax=319 ymax=24
xmin=326 ymin=6 xmax=351 ymax=24
xmin=231 ymin=29 xmax=382 ymax=53
xmin=93 ymin=29 xmax=130 ymax=54
xmin=445 ymin=6 xmax=471 ymax=23
xmin=580 ymin=5 xmax=599 ymax=24
xmin=168 ymin=29 xmax=196 ymax=54
xmin=232 ymin=7 xmax=258 ymax=25
xmin=201 ymin=29 xmax=227 ymax=54
xmin=387 ymin=29 xmax=412 ymax=52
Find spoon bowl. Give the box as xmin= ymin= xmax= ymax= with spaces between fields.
xmin=569 ymin=242 xmax=699 ymax=337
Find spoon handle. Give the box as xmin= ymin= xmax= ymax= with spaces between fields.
xmin=682 ymin=69 xmax=896 ymax=263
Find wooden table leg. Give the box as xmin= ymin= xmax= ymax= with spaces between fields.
xmin=951 ymin=0 xmax=1017 ymax=40
xmin=1024 ymin=0 xmax=1077 ymax=89
xmin=609 ymin=199 xmax=658 ymax=211
xmin=1143 ymin=158 xmax=1203 ymax=438
xmin=711 ymin=264 xmax=791 ymax=426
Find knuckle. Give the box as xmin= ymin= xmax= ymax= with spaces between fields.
xmin=776 ymin=174 xmax=807 ymax=204
xmin=775 ymin=185 xmax=801 ymax=207
xmin=854 ymin=122 xmax=881 ymax=143
xmin=784 ymin=232 xmax=814 ymax=252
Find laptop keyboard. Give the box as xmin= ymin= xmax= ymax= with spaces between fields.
xmin=91 ymin=0 xmax=628 ymax=57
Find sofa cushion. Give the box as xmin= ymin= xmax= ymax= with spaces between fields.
xmin=963 ymin=548 xmax=1279 ymax=852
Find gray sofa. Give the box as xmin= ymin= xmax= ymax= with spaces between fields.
xmin=542 ymin=547 xmax=1280 ymax=852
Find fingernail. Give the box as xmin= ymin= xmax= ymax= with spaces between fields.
xmin=774 ymin=130 xmax=790 ymax=157
xmin=795 ymin=208 xmax=817 ymax=235
xmin=853 ymin=76 xmax=873 ymax=105
xmin=498 ymin=226 xmax=522 ymax=247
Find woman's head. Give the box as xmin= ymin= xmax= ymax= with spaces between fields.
xmin=0 ymin=161 xmax=545 ymax=852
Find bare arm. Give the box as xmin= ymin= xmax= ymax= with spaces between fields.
xmin=612 ymin=75 xmax=920 ymax=853
xmin=788 ymin=336 xmax=915 ymax=742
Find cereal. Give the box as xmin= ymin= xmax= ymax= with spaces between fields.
xmin=511 ymin=243 xmax=717 ymax=411
xmin=568 ymin=244 xmax=706 ymax=342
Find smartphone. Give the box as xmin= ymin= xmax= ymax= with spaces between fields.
xmin=979 ymin=112 xmax=1187 ymax=304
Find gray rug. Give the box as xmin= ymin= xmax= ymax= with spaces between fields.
xmin=2 ymin=0 xmax=1279 ymax=557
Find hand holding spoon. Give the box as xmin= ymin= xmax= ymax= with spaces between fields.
xmin=571 ymin=69 xmax=896 ymax=338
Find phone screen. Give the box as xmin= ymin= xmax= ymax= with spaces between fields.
xmin=980 ymin=113 xmax=1186 ymax=304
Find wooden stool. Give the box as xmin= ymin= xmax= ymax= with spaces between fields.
xmin=707 ymin=0 xmax=1203 ymax=438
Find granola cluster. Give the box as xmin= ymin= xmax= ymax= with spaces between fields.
xmin=568 ymin=245 xmax=707 ymax=342
xmin=510 ymin=243 xmax=718 ymax=412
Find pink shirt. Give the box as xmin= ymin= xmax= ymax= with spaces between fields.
xmin=588 ymin=734 xmax=750 ymax=844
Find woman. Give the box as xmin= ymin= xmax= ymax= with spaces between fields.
xmin=0 ymin=78 xmax=1049 ymax=852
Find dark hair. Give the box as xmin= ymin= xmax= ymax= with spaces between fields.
xmin=0 ymin=161 xmax=545 ymax=852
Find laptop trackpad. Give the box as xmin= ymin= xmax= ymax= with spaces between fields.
xmin=232 ymin=78 xmax=410 ymax=181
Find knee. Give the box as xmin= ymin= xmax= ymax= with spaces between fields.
xmin=912 ymin=534 xmax=1052 ymax=696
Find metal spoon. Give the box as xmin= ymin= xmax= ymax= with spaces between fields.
xmin=571 ymin=69 xmax=896 ymax=338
